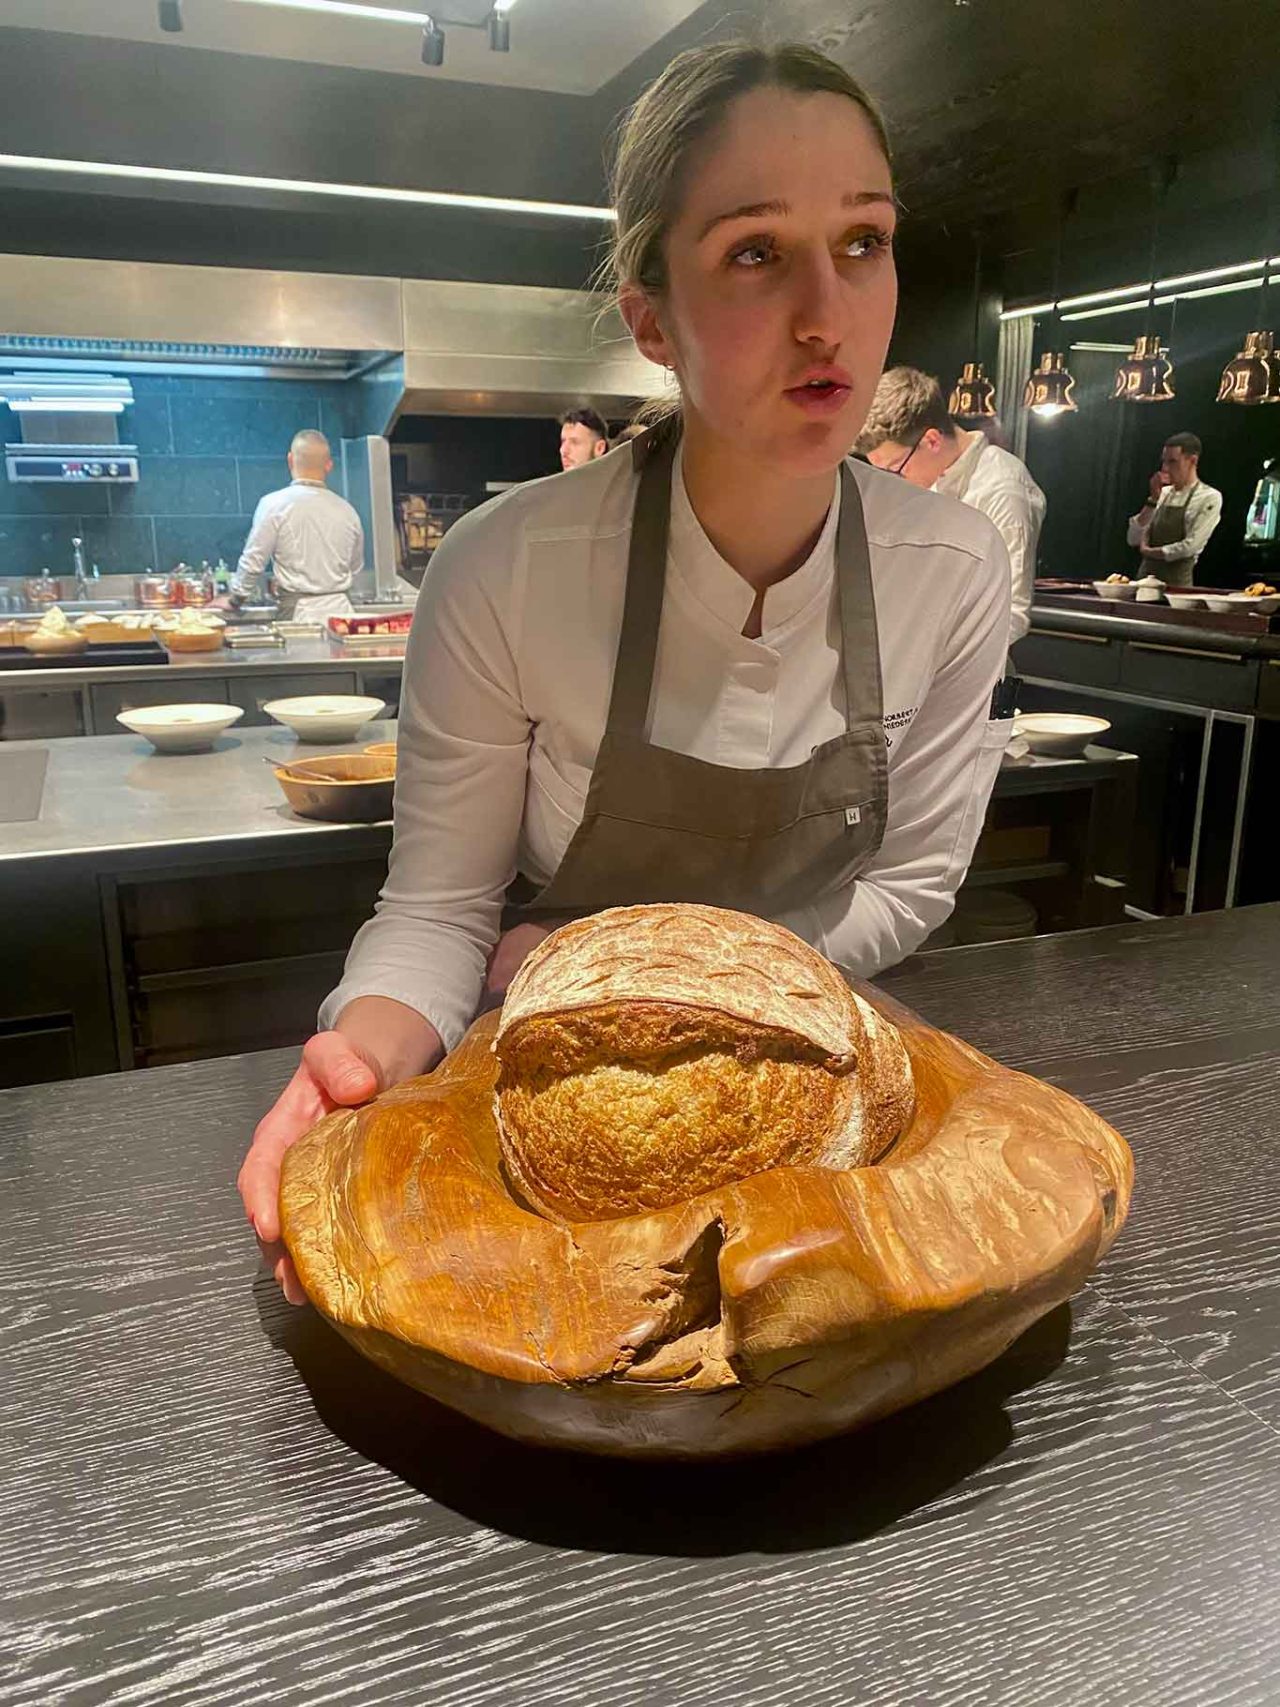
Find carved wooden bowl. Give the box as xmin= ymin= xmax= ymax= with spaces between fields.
xmin=280 ymin=986 xmax=1132 ymax=1459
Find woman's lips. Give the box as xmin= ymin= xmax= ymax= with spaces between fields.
xmin=783 ymin=380 xmax=853 ymax=415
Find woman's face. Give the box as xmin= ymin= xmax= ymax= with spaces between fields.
xmin=630 ymin=87 xmax=898 ymax=480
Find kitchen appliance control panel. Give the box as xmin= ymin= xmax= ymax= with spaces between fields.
xmin=4 ymin=446 xmax=140 ymax=484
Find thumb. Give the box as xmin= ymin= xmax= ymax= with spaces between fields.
xmin=304 ymin=1033 xmax=380 ymax=1105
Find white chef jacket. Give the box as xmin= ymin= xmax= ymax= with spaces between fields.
xmin=321 ymin=450 xmax=1013 ymax=1052
xmin=1126 ymin=479 xmax=1224 ymax=570
xmin=933 ymin=430 xmax=1046 ymax=646
xmin=231 ymin=479 xmax=364 ymax=613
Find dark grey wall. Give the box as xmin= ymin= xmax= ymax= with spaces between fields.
xmin=0 ymin=375 xmax=355 ymax=578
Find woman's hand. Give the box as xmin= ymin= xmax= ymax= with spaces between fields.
xmin=237 ymin=997 xmax=443 ymax=1304
xmin=479 ymin=922 xmax=553 ymax=1012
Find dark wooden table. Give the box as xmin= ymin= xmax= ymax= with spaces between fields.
xmin=3 ymin=908 xmax=1279 ymax=1706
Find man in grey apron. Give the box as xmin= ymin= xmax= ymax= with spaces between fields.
xmin=1128 ymin=434 xmax=1224 ymax=588
xmin=502 ymin=423 xmax=890 ymax=939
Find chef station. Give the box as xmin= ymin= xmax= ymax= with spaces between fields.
xmin=2 ymin=5 xmax=1278 ymax=1706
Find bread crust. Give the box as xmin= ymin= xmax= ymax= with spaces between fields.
xmin=493 ymin=906 xmax=914 ymax=1223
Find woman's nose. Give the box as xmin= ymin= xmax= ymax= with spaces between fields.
xmin=790 ymin=248 xmax=847 ymax=350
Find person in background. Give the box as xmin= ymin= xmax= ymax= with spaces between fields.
xmin=1127 ymin=432 xmax=1223 ymax=588
xmin=856 ymin=367 xmax=1045 ymax=645
xmin=559 ymin=407 xmax=610 ymax=470
xmin=223 ymin=429 xmax=363 ymax=621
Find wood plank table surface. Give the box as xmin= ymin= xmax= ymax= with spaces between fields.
xmin=2 ymin=907 xmax=1278 ymax=1707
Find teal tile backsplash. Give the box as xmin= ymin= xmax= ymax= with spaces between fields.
xmin=0 ymin=373 xmax=356 ymax=577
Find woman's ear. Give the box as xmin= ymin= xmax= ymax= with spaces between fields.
xmin=619 ymin=283 xmax=676 ymax=371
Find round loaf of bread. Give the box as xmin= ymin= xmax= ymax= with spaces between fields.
xmin=493 ymin=903 xmax=914 ymax=1223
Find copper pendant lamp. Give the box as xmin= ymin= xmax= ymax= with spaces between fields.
xmin=1218 ymin=330 xmax=1280 ymax=405
xmin=1113 ymin=333 xmax=1176 ymax=403
xmin=950 ymin=233 xmax=997 ymax=420
xmin=1114 ymin=159 xmax=1178 ymax=405
xmin=1024 ymin=190 xmax=1079 ymax=419
xmin=1025 ymin=350 xmax=1078 ymax=417
xmin=1219 ymin=114 xmax=1280 ymax=405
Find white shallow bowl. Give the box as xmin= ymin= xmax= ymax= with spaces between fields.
xmin=1165 ymin=593 xmax=1204 ymax=611
xmin=117 ymin=703 xmax=245 ymax=754
xmin=1202 ymin=595 xmax=1237 ymax=613
xmin=1092 ymin=580 xmax=1138 ymax=600
xmin=262 ymin=694 xmax=386 ymax=742
xmin=1013 ymin=713 xmax=1111 ymax=758
xmin=1228 ymin=592 xmax=1280 ymax=613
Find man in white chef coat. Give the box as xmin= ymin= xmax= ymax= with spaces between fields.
xmin=856 ymin=367 xmax=1046 ymax=645
xmin=225 ymin=429 xmax=364 ymax=621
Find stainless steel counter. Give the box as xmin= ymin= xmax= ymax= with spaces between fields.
xmin=1 ymin=718 xmax=397 ymax=863
xmin=0 ymin=634 xmax=406 ymax=690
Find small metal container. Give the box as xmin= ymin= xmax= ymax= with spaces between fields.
xmin=135 ymin=575 xmax=176 ymax=608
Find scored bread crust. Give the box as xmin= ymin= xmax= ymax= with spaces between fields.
xmin=497 ymin=903 xmax=863 ymax=1060
xmin=494 ymin=905 xmax=915 ymax=1223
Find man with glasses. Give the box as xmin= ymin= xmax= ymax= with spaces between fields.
xmin=856 ymin=367 xmax=1046 ymax=644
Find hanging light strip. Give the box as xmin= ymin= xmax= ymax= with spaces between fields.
xmin=0 ymin=152 xmax=612 ymax=223
xmin=229 ymin=0 xmax=519 ymax=21
xmin=1063 ymin=276 xmax=1264 ymax=322
xmin=1003 ymin=255 xmax=1280 ymax=320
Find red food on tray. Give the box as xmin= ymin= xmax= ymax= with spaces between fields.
xmin=328 ymin=610 xmax=414 ymax=636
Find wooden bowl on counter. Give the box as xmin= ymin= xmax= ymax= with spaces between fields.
xmin=280 ymin=982 xmax=1133 ymax=1460
xmin=273 ymin=753 xmax=396 ymax=823
xmin=159 ymin=628 xmax=225 ymax=654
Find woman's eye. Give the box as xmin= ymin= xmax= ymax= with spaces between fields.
xmin=728 ymin=241 xmax=774 ymax=269
xmin=843 ymin=231 xmax=892 ymax=260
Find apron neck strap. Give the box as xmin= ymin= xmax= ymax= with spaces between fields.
xmin=604 ymin=439 xmax=883 ymax=743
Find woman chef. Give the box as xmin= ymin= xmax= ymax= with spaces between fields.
xmin=239 ymin=41 xmax=1014 ymax=1302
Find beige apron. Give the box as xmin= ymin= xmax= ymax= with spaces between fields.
xmin=1145 ymin=490 xmax=1194 ymax=588
xmin=273 ymin=589 xmax=355 ymax=622
xmin=505 ymin=425 xmax=889 ymax=926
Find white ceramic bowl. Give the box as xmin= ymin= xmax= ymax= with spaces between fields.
xmin=262 ymin=694 xmax=386 ymax=743
xmin=1165 ymin=592 xmax=1204 ymax=611
xmin=1013 ymin=712 xmax=1111 ymax=758
xmin=1092 ymin=580 xmax=1138 ymax=600
xmin=116 ymin=703 xmax=245 ymax=754
xmin=1202 ymin=594 xmax=1236 ymax=613
xmin=1227 ymin=592 xmax=1280 ymax=614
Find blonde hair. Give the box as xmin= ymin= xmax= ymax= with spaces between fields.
xmin=854 ymin=366 xmax=955 ymax=454
xmin=605 ymin=42 xmax=892 ymax=421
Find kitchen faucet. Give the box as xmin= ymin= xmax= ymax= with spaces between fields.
xmin=71 ymin=537 xmax=88 ymax=600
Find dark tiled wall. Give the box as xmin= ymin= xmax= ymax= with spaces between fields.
xmin=0 ymin=374 xmax=355 ymax=578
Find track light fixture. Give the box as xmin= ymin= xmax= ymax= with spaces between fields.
xmin=416 ymin=5 xmax=513 ymax=68
xmin=421 ymin=17 xmax=445 ymax=63
xmin=158 ymin=0 xmax=184 ymax=31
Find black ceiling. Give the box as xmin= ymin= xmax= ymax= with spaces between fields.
xmin=0 ymin=1 xmax=1275 ymax=294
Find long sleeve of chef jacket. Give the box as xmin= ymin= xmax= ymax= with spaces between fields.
xmin=230 ymin=496 xmax=282 ymax=603
xmin=773 ymin=541 xmax=1011 ymax=977
xmin=320 ymin=454 xmax=1013 ymax=1053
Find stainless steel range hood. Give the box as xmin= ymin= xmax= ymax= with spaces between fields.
xmin=0 ymin=257 xmax=662 ymax=418
xmin=396 ymin=279 xmax=662 ymax=420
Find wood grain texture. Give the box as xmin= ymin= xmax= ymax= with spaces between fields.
xmin=2 ymin=907 xmax=1279 ymax=1705
xmin=279 ymin=984 xmax=1130 ymax=1458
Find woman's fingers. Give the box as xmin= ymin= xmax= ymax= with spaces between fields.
xmin=237 ymin=1034 xmax=384 ymax=1298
